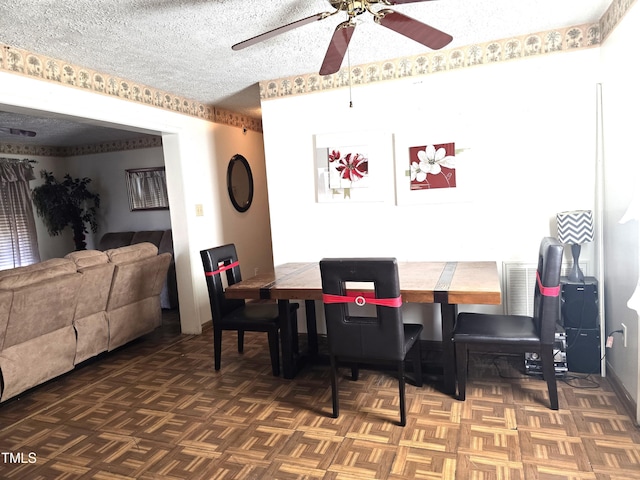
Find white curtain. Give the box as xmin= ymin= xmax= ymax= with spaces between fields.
xmin=128 ymin=169 xmax=168 ymax=209
xmin=0 ymin=159 xmax=40 ymax=270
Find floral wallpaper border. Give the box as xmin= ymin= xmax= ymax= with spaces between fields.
xmin=0 ymin=136 xmax=163 ymax=158
xmin=0 ymin=47 xmax=263 ymax=134
xmin=0 ymin=0 xmax=634 ymax=139
xmin=259 ymin=0 xmax=636 ymax=101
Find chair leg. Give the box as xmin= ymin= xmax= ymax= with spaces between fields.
xmin=267 ymin=329 xmax=280 ymax=377
xmin=237 ymin=330 xmax=244 ymax=353
xmin=455 ymin=342 xmax=468 ymax=401
xmin=291 ymin=312 xmax=299 ymax=355
xmin=213 ymin=327 xmax=222 ymax=371
xmin=330 ymin=355 xmax=339 ymax=418
xmin=398 ymin=362 xmax=407 ymax=427
xmin=411 ymin=341 xmax=423 ymax=387
xmin=351 ymin=364 xmax=359 ymax=381
xmin=540 ymin=345 xmax=559 ymax=410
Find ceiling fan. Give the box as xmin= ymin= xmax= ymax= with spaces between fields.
xmin=0 ymin=127 xmax=37 ymax=137
xmin=232 ymin=0 xmax=453 ymax=76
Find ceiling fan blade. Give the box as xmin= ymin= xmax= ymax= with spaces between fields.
xmin=0 ymin=127 xmax=36 ymax=137
xmin=232 ymin=12 xmax=333 ymax=50
xmin=319 ymin=21 xmax=356 ymax=76
xmin=375 ymin=9 xmax=452 ymax=50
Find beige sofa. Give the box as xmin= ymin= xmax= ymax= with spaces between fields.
xmin=0 ymin=242 xmax=171 ymax=402
xmin=98 ymin=229 xmax=177 ymax=310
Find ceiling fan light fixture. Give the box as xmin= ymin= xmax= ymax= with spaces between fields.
xmin=13 ymin=128 xmax=37 ymax=137
xmin=233 ymin=0 xmax=452 ymax=73
xmin=0 ymin=127 xmax=37 ymax=137
xmin=330 ymin=1 xmax=367 ymax=16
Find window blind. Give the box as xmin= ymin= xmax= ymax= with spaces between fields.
xmin=0 ymin=159 xmax=40 ymax=270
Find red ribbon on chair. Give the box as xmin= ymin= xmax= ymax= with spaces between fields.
xmin=205 ymin=260 xmax=240 ymax=277
xmin=536 ymin=271 xmax=560 ymax=297
xmin=322 ymin=291 xmax=403 ymax=308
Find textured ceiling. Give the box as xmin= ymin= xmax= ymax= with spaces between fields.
xmin=0 ymin=110 xmax=159 ymax=147
xmin=0 ymin=0 xmax=613 ymax=146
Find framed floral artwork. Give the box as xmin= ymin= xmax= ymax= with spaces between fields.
xmin=327 ymin=147 xmax=369 ymax=190
xmin=394 ymin=134 xmax=470 ymax=205
xmin=409 ymin=143 xmax=456 ymax=190
xmin=315 ymin=131 xmax=392 ymax=203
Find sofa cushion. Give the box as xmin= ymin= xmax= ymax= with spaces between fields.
xmin=0 ymin=326 xmax=76 ymax=401
xmin=99 ymin=229 xmax=178 ymax=310
xmin=73 ymin=311 xmax=109 ymax=364
xmin=106 ymin=253 xmax=170 ymax=311
xmin=0 ymin=290 xmax=13 ymax=352
xmin=105 ymin=242 xmax=158 ymax=264
xmin=107 ymin=297 xmax=161 ymax=351
xmin=65 ymin=250 xmax=110 ymax=269
xmin=0 ymin=258 xmax=77 ymax=290
xmin=72 ymin=262 xmax=115 ymax=319
xmin=2 ymin=273 xmax=82 ymax=348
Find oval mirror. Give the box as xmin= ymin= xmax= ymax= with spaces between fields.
xmin=227 ymin=154 xmax=254 ymax=212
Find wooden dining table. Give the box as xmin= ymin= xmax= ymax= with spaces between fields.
xmin=224 ymin=261 xmax=502 ymax=394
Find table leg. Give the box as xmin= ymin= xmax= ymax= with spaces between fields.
xmin=440 ymin=303 xmax=458 ymax=395
xmin=305 ymin=300 xmax=318 ymax=359
xmin=278 ymin=299 xmax=295 ymax=379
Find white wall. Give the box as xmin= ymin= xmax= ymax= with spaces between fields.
xmin=21 ymin=147 xmax=171 ymax=256
xmin=0 ymin=71 xmax=272 ymax=335
xmin=262 ymin=48 xmax=600 ymax=338
xmin=182 ymin=122 xmax=274 ymax=327
xmin=600 ymin=4 xmax=640 ymax=420
xmin=212 ymin=123 xmax=274 ymax=276
xmin=66 ymin=146 xmax=171 ymax=248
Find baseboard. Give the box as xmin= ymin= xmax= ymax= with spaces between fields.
xmin=606 ymin=362 xmax=638 ymax=426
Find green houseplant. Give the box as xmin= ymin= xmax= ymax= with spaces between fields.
xmin=31 ymin=170 xmax=101 ymax=251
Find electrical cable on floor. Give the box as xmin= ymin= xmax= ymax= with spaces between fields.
xmin=560 ymin=373 xmax=601 ymax=389
xmin=490 ymin=354 xmax=530 ymax=380
xmin=559 ymin=329 xmax=623 ymax=389
xmin=470 ymin=325 xmax=623 ymax=390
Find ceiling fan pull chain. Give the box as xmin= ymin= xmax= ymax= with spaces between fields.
xmin=347 ymin=41 xmax=353 ymax=108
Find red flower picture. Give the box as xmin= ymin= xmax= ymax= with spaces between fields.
xmin=408 ymin=142 xmax=456 ymax=191
xmin=328 ymin=148 xmax=369 ymax=189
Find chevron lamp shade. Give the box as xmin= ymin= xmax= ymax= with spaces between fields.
xmin=557 ymin=210 xmax=594 ymax=245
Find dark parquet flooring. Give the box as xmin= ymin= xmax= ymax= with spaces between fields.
xmin=1 ymin=311 xmax=639 ymax=479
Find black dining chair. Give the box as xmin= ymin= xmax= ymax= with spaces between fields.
xmin=200 ymin=244 xmax=298 ymax=376
xmin=319 ymin=257 xmax=423 ymax=426
xmin=453 ymin=237 xmax=564 ymax=410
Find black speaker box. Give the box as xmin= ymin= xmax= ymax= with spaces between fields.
xmin=566 ymin=328 xmax=601 ymax=374
xmin=562 ymin=282 xmax=598 ymax=329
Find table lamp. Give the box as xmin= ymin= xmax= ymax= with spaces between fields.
xmin=556 ymin=210 xmax=594 ymax=282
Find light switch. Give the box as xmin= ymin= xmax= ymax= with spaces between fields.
xmin=195 ymin=204 xmax=204 ymax=216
